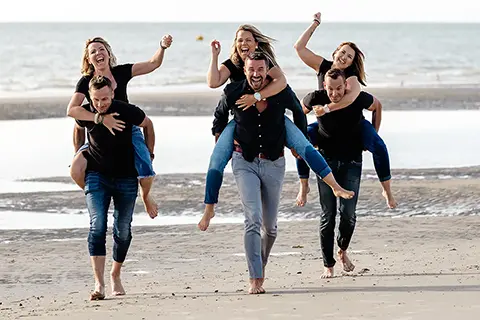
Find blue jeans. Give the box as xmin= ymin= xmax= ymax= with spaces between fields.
xmin=297 ymin=119 xmax=391 ymax=182
xmin=77 ymin=126 xmax=155 ymax=178
xmin=232 ymin=151 xmax=285 ymax=279
xmin=204 ymin=117 xmax=332 ymax=204
xmin=316 ymin=157 xmax=362 ymax=268
xmin=85 ymin=171 xmax=138 ymax=263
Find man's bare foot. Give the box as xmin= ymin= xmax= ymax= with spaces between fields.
xmin=89 ymin=283 xmax=105 ymax=301
xmin=110 ymin=274 xmax=126 ymax=296
xmin=296 ymin=184 xmax=310 ymax=207
xmin=338 ymin=249 xmax=355 ymax=272
xmin=248 ymin=278 xmax=265 ymax=294
xmin=382 ymin=190 xmax=398 ymax=209
xmin=198 ymin=204 xmax=215 ymax=231
xmin=333 ymin=187 xmax=355 ymax=200
xmin=142 ymin=194 xmax=158 ymax=219
xmin=321 ymin=267 xmax=334 ymax=279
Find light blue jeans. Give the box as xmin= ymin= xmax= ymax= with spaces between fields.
xmin=78 ymin=126 xmax=155 ymax=178
xmin=232 ymin=151 xmax=285 ymax=279
xmin=204 ymin=117 xmax=331 ymax=204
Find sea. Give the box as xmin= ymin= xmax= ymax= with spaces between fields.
xmin=1 ymin=22 xmax=480 ymax=97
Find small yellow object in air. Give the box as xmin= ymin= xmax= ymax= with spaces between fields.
xmin=196 ymin=35 xmax=204 ymax=41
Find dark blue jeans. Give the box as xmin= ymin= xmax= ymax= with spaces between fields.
xmin=316 ymin=157 xmax=362 ymax=268
xmin=297 ymin=119 xmax=391 ymax=182
xmin=85 ymin=171 xmax=138 ymax=263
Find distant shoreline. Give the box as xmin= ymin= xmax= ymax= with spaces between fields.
xmin=1 ymin=87 xmax=479 ymax=121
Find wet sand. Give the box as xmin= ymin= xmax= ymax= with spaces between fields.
xmin=2 ymin=167 xmax=480 ymax=218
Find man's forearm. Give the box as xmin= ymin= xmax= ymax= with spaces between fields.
xmin=73 ymin=124 xmax=86 ymax=152
xmin=372 ymin=109 xmax=381 ymax=132
xmin=143 ymin=123 xmax=155 ymax=155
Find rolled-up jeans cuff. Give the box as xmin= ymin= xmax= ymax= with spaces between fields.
xmin=379 ymin=175 xmax=391 ymax=182
xmin=318 ymin=167 xmax=332 ymax=179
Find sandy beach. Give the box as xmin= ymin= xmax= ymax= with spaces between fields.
xmin=1 ymin=87 xmax=480 ymax=120
xmin=1 ymin=86 xmax=479 ymax=319
xmin=1 ymin=216 xmax=480 ymax=320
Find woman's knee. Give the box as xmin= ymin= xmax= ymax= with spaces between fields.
xmin=70 ymin=153 xmax=87 ymax=179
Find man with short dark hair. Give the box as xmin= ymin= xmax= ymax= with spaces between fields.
xmin=302 ymin=68 xmax=382 ymax=278
xmin=73 ymin=75 xmax=155 ymax=300
xmin=211 ymin=51 xmax=309 ymax=294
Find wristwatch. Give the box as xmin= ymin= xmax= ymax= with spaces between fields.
xmin=322 ymin=104 xmax=331 ymax=113
xmin=253 ymin=92 xmax=262 ymax=101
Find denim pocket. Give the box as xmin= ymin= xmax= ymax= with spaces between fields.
xmin=84 ymin=172 xmax=102 ymax=195
xmin=351 ymin=160 xmax=363 ymax=167
xmin=272 ymin=156 xmax=286 ymax=168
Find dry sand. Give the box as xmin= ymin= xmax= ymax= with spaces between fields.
xmin=1 ymin=216 xmax=480 ymax=319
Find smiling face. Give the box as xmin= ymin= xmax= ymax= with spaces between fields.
xmin=90 ymin=85 xmax=114 ymax=114
xmin=324 ymin=76 xmax=346 ymax=103
xmin=87 ymin=42 xmax=110 ymax=71
xmin=235 ymin=30 xmax=258 ymax=61
xmin=333 ymin=44 xmax=355 ymax=69
xmin=244 ymin=57 xmax=268 ymax=91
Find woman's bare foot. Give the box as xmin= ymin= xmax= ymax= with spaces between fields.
xmin=248 ymin=278 xmax=265 ymax=294
xmin=338 ymin=249 xmax=355 ymax=272
xmin=382 ymin=190 xmax=398 ymax=209
xmin=198 ymin=204 xmax=215 ymax=231
xmin=142 ymin=194 xmax=158 ymax=219
xmin=89 ymin=283 xmax=105 ymax=301
xmin=333 ymin=187 xmax=355 ymax=200
xmin=110 ymin=273 xmax=126 ymax=296
xmin=296 ymin=179 xmax=310 ymax=207
xmin=321 ymin=267 xmax=334 ymax=279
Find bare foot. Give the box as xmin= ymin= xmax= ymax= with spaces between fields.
xmin=142 ymin=194 xmax=158 ymax=219
xmin=321 ymin=267 xmax=334 ymax=279
xmin=382 ymin=190 xmax=398 ymax=209
xmin=248 ymin=278 xmax=265 ymax=294
xmin=89 ymin=283 xmax=105 ymax=301
xmin=198 ymin=204 xmax=215 ymax=231
xmin=338 ymin=249 xmax=355 ymax=272
xmin=296 ymin=178 xmax=310 ymax=207
xmin=110 ymin=274 xmax=126 ymax=296
xmin=333 ymin=187 xmax=355 ymax=200
xmin=296 ymin=185 xmax=310 ymax=207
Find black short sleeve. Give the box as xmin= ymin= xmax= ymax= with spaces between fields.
xmin=117 ymin=102 xmax=146 ymax=126
xmin=318 ymin=59 xmax=333 ymax=75
xmin=113 ymin=64 xmax=133 ymax=82
xmin=75 ymin=77 xmax=90 ymax=96
xmin=302 ymin=90 xmax=329 ymax=111
xmin=357 ymin=92 xmax=374 ymax=109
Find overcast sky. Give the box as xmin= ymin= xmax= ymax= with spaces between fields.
xmin=1 ymin=0 xmax=479 ymax=22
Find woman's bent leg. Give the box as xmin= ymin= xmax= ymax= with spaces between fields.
xmin=199 ymin=120 xmax=236 ymax=231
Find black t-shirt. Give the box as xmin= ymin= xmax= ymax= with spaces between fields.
xmin=303 ymin=90 xmax=373 ymax=160
xmin=76 ymin=100 xmax=146 ymax=178
xmin=222 ymin=58 xmax=275 ymax=83
xmin=75 ymin=64 xmax=133 ymax=103
xmin=316 ymin=59 xmax=358 ymax=90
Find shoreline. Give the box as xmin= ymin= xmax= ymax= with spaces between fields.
xmin=1 ymin=87 xmax=479 ymax=120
